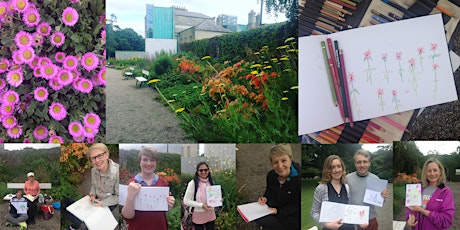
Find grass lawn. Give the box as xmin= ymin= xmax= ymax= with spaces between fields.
xmin=302 ymin=178 xmax=320 ymax=230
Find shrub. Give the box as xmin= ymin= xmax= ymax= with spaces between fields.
xmin=154 ymin=55 xmax=173 ymax=76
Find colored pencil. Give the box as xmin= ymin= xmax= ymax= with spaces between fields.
xmin=378 ymin=116 xmax=410 ymax=132
xmin=369 ymin=121 xmax=386 ymax=132
xmin=321 ymin=41 xmax=338 ymax=105
xmin=299 ymin=5 xmax=353 ymax=28
xmin=363 ymin=126 xmax=385 ymax=142
xmin=329 ymin=0 xmax=357 ymax=10
xmin=324 ymin=0 xmax=353 ymax=15
xmin=338 ymin=49 xmax=353 ymax=127
xmin=388 ymin=12 xmax=402 ymax=20
xmin=334 ymin=41 xmax=348 ymax=123
xmin=319 ymin=131 xmax=339 ymax=143
xmin=381 ymin=0 xmax=417 ymax=18
xmin=371 ymin=9 xmax=394 ymax=22
xmin=419 ymin=0 xmax=454 ymax=17
xmin=326 ymin=38 xmax=344 ymax=118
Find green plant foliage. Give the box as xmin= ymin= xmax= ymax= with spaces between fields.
xmin=153 ymin=55 xmax=173 ymax=76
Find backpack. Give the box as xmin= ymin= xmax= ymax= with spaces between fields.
xmin=41 ymin=204 xmax=54 ymax=220
xmin=181 ymin=200 xmax=194 ymax=230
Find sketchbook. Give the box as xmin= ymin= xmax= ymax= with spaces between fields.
xmin=119 ymin=185 xmax=169 ymax=211
xmin=237 ymin=202 xmax=273 ymax=222
xmin=67 ymin=196 xmax=118 ymax=230
xmin=298 ymin=14 xmax=458 ymax=134
xmin=319 ymin=201 xmax=369 ymax=225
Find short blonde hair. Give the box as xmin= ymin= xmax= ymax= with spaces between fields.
xmin=138 ymin=146 xmax=159 ymax=162
xmin=270 ymin=144 xmax=292 ymax=161
xmin=321 ymin=155 xmax=346 ymax=184
xmin=353 ymin=149 xmax=370 ymax=162
xmin=421 ymin=157 xmax=446 ymax=187
xmin=87 ymin=143 xmax=109 ymax=161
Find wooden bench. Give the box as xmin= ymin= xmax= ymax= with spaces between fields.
xmin=3 ymin=183 xmax=52 ymax=201
xmin=135 ymin=70 xmax=149 ymax=88
xmin=124 ymin=67 xmax=134 ymax=80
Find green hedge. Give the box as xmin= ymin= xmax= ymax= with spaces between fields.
xmin=180 ymin=21 xmax=297 ymax=63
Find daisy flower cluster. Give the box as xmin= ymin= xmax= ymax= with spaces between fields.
xmin=0 ymin=0 xmax=106 ymax=143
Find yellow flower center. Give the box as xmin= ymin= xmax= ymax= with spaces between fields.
xmin=5 ymin=105 xmax=13 ymax=113
xmin=0 ymin=7 xmax=6 ymax=15
xmin=0 ymin=62 xmax=7 ymax=69
xmin=60 ymin=73 xmax=69 ymax=81
xmin=27 ymin=14 xmax=36 ymax=23
xmin=101 ymin=71 xmax=106 ymax=80
xmin=20 ymin=36 xmax=29 ymax=45
xmin=66 ymin=59 xmax=74 ymax=66
xmin=11 ymin=73 xmax=20 ymax=82
xmin=71 ymin=124 xmax=80 ymax=132
xmin=87 ymin=116 xmax=95 ymax=124
xmin=82 ymin=81 xmax=90 ymax=89
xmin=37 ymin=90 xmax=45 ymax=97
xmin=54 ymin=35 xmax=62 ymax=43
xmin=36 ymin=128 xmax=45 ymax=135
xmin=65 ymin=13 xmax=73 ymax=22
xmin=40 ymin=26 xmax=49 ymax=34
xmin=11 ymin=126 xmax=20 ymax=134
xmin=7 ymin=94 xmax=17 ymax=103
xmin=17 ymin=0 xmax=26 ymax=10
xmin=5 ymin=117 xmax=14 ymax=125
xmin=45 ymin=66 xmax=53 ymax=75
xmin=50 ymin=137 xmax=60 ymax=143
xmin=84 ymin=57 xmax=94 ymax=66
xmin=23 ymin=50 xmax=32 ymax=59
xmin=85 ymin=126 xmax=93 ymax=133
xmin=52 ymin=105 xmax=61 ymax=113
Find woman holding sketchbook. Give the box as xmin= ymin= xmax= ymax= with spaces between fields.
xmin=256 ymin=144 xmax=301 ymax=229
xmin=121 ymin=146 xmax=175 ymax=230
xmin=310 ymin=155 xmax=354 ymax=230
xmin=61 ymin=143 xmax=119 ymax=230
xmin=24 ymin=172 xmax=39 ymax=225
xmin=183 ymin=162 xmax=217 ymax=230
xmin=406 ymin=157 xmax=454 ymax=230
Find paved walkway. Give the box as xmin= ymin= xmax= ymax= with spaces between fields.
xmin=106 ymin=68 xmax=190 ymax=143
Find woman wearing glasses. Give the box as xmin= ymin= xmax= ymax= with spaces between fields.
xmin=183 ymin=162 xmax=217 ymax=230
xmin=61 ymin=143 xmax=119 ymax=230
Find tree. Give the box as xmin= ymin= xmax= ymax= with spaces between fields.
xmin=393 ymin=141 xmax=424 ymax=177
xmin=106 ymin=14 xmax=145 ymax=59
xmin=259 ymin=0 xmax=298 ymax=22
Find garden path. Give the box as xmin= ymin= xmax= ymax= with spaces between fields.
xmin=106 ymin=68 xmax=190 ymax=143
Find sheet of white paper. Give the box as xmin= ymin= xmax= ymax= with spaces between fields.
xmin=11 ymin=201 xmax=27 ymax=214
xmin=363 ymin=189 xmax=384 ymax=207
xmin=206 ymin=185 xmax=222 ymax=207
xmin=84 ymin=206 xmax=118 ymax=230
xmin=119 ymin=184 xmax=169 ymax=211
xmin=393 ymin=220 xmax=406 ymax=230
xmin=405 ymin=184 xmax=422 ymax=207
xmin=298 ymin=14 xmax=458 ymax=134
xmin=319 ymin=201 xmax=369 ymax=225
xmin=237 ymin=202 xmax=273 ymax=223
xmin=67 ymin=196 xmax=117 ymax=230
xmin=366 ymin=178 xmax=388 ymax=192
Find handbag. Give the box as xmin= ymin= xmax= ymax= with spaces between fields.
xmin=41 ymin=205 xmax=54 ymax=220
xmin=181 ymin=201 xmax=195 ymax=230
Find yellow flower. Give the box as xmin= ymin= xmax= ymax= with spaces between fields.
xmin=271 ymin=58 xmax=278 ymax=62
xmin=285 ymin=37 xmax=295 ymax=43
xmin=175 ymin=108 xmax=185 ymax=113
xmin=254 ymin=52 xmax=260 ymax=55
xmin=147 ymin=79 xmax=160 ymax=84
xmin=167 ymin=100 xmax=175 ymax=103
xmin=283 ymin=90 xmax=289 ymax=93
xmin=287 ymin=49 xmax=297 ymax=53
xmin=201 ymin=56 xmax=211 ymax=60
xmin=290 ymin=86 xmax=299 ymax=90
xmin=276 ymin=45 xmax=289 ymax=50
xmin=280 ymin=57 xmax=289 ymax=61
xmin=250 ymin=64 xmax=262 ymax=68
xmin=251 ymin=70 xmax=258 ymax=75
xmin=281 ymin=97 xmax=288 ymax=101
xmin=263 ymin=66 xmax=272 ymax=69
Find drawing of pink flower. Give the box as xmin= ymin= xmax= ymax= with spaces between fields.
xmin=417 ymin=47 xmax=424 ymax=71
xmin=396 ymin=52 xmax=404 ymax=82
xmin=431 ymin=43 xmax=438 ymax=51
xmin=433 ymin=63 xmax=439 ymax=99
xmin=433 ymin=63 xmax=439 ymax=69
xmin=377 ymin=88 xmax=385 ymax=111
xmin=381 ymin=53 xmax=390 ymax=84
xmin=364 ymin=49 xmax=375 ymax=84
xmin=417 ymin=47 xmax=424 ymax=54
xmin=408 ymin=58 xmax=418 ymax=95
xmin=408 ymin=58 xmax=416 ymax=67
xmin=392 ymin=90 xmax=401 ymax=112
xmin=348 ymin=72 xmax=361 ymax=118
xmin=348 ymin=72 xmax=355 ymax=83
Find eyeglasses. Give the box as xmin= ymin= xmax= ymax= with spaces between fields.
xmin=90 ymin=152 xmax=105 ymax=162
xmin=198 ymin=169 xmax=209 ymax=173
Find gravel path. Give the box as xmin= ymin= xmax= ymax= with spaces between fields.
xmin=106 ymin=68 xmax=190 ymax=143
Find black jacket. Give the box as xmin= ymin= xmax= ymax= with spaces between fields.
xmin=263 ymin=162 xmax=301 ymax=229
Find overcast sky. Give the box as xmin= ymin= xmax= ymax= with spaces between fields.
xmin=106 ymin=0 xmax=287 ymax=37
xmin=4 ymin=144 xmax=59 ymax=150
xmin=415 ymin=141 xmax=460 ymax=155
xmin=119 ymin=144 xmax=182 ymax=154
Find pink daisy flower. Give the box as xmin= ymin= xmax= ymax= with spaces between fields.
xmin=17 ymin=102 xmax=28 ymax=114
xmin=7 ymin=125 xmax=22 ymax=139
xmin=2 ymin=115 xmax=17 ymax=129
xmin=83 ymin=125 xmax=98 ymax=138
xmin=0 ymin=78 xmax=6 ymax=91
xmin=3 ymin=90 xmax=20 ymax=105
xmin=101 ymin=30 xmax=105 ymax=41
xmin=1 ymin=104 xmax=14 ymax=115
xmin=77 ymin=78 xmax=93 ymax=93
xmin=49 ymin=78 xmax=64 ymax=91
xmin=81 ymin=52 xmax=99 ymax=72
xmin=61 ymin=7 xmax=78 ymax=27
xmin=19 ymin=47 xmax=35 ymax=64
xmin=36 ymin=22 xmax=51 ymax=36
xmin=0 ymin=2 xmax=9 ymax=18
xmin=48 ymin=102 xmax=67 ymax=121
xmin=33 ymin=125 xmax=49 ymax=140
xmin=6 ymin=70 xmax=23 ymax=87
xmin=48 ymin=136 xmax=64 ymax=144
xmin=27 ymin=56 xmax=39 ymax=69
xmin=63 ymin=55 xmax=78 ymax=70
xmin=12 ymin=0 xmax=28 ymax=13
xmin=12 ymin=50 xmax=24 ymax=64
xmin=34 ymin=86 xmax=48 ymax=102
xmin=33 ymin=66 xmax=42 ymax=78
xmin=54 ymin=52 xmax=65 ymax=63
xmin=15 ymin=31 xmax=33 ymax=48
xmin=50 ymin=31 xmax=65 ymax=47
xmin=41 ymin=64 xmax=58 ymax=79
xmin=22 ymin=8 xmax=40 ymax=27
xmin=38 ymin=57 xmax=52 ymax=66
xmin=32 ymin=32 xmax=44 ymax=47
xmin=57 ymin=69 xmax=73 ymax=86
xmin=99 ymin=14 xmax=105 ymax=25
xmin=68 ymin=121 xmax=83 ymax=137
xmin=84 ymin=112 xmax=101 ymax=129
xmin=49 ymin=130 xmax=56 ymax=137
xmin=86 ymin=137 xmax=95 ymax=144
xmin=73 ymin=135 xmax=84 ymax=142
xmin=23 ymin=138 xmax=31 ymax=143
xmin=0 ymin=58 xmax=10 ymax=73
xmin=70 ymin=0 xmax=79 ymax=4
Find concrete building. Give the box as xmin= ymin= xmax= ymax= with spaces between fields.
xmin=216 ymin=14 xmax=238 ymax=32
xmin=178 ymin=20 xmax=231 ymax=44
xmin=181 ymin=144 xmax=236 ymax=174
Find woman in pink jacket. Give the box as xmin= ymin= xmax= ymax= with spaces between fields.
xmin=406 ymin=157 xmax=455 ymax=230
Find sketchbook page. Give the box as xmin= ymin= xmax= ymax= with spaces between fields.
xmin=11 ymin=201 xmax=28 ymax=214
xmin=363 ymin=178 xmax=388 ymax=207
xmin=319 ymin=201 xmax=345 ymax=223
xmin=298 ymin=14 xmax=458 ymax=134
xmin=319 ymin=201 xmax=369 ymax=225
xmin=84 ymin=206 xmax=118 ymax=230
xmin=393 ymin=220 xmax=406 ymax=230
xmin=67 ymin=196 xmax=100 ymax=221
xmin=405 ymin=184 xmax=422 ymax=207
xmin=119 ymin=184 xmax=169 ymax=211
xmin=206 ymin=185 xmax=222 ymax=207
xmin=367 ymin=178 xmax=388 ymax=191
xmin=343 ymin=204 xmax=369 ymax=225
xmin=237 ymin=202 xmax=273 ymax=223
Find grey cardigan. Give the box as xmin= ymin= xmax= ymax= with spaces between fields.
xmin=310 ymin=182 xmax=351 ymax=225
